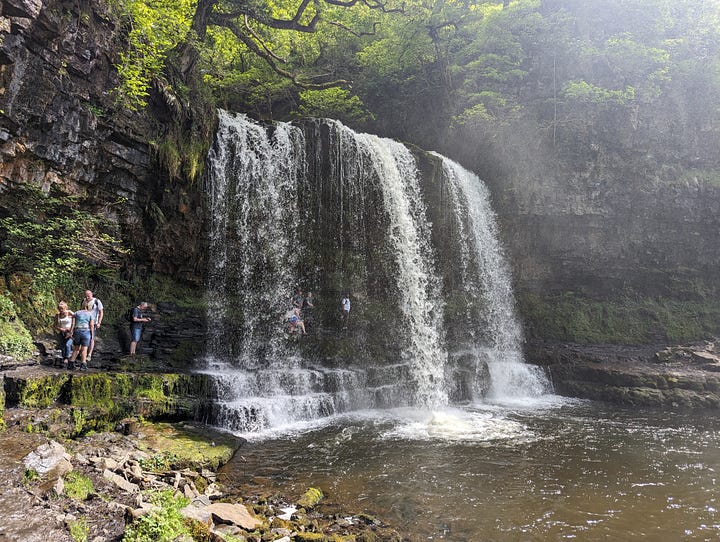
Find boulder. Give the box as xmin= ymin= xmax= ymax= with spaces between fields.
xmin=23 ymin=440 xmax=72 ymax=479
xmin=207 ymin=502 xmax=263 ymax=530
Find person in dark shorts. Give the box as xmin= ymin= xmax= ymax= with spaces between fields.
xmin=129 ymin=302 xmax=151 ymax=355
xmin=67 ymin=305 xmax=94 ymax=371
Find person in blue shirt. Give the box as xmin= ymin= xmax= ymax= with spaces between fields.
xmin=67 ymin=306 xmax=94 ymax=370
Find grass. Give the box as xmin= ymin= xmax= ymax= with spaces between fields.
xmin=65 ymin=471 xmax=94 ymax=501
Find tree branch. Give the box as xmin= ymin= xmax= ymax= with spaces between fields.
xmin=243 ymin=15 xmax=288 ymax=64
xmin=225 ymin=18 xmax=350 ymax=88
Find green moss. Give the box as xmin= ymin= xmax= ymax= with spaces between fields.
xmin=68 ymin=517 xmax=89 ymax=542
xmin=10 ymin=375 xmax=70 ymax=408
xmin=65 ymin=471 xmax=94 ymax=501
xmin=297 ymin=487 xmax=324 ymax=510
xmin=136 ymin=422 xmax=241 ymax=470
xmin=519 ymin=292 xmax=720 ymax=344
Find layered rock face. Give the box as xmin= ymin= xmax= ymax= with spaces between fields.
xmin=450 ymin=117 xmax=720 ymax=305
xmin=0 ymin=0 xmax=205 ymax=282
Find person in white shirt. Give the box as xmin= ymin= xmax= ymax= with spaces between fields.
xmin=341 ymin=294 xmax=351 ymax=329
xmin=81 ymin=289 xmax=103 ymax=361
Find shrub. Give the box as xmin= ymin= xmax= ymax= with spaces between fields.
xmin=123 ymin=490 xmax=190 ymax=542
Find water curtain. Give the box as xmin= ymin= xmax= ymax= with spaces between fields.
xmin=202 ymin=111 xmax=549 ymax=432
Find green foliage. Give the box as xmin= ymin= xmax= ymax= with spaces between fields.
xmin=562 ymin=80 xmax=635 ymax=105
xmin=152 ymin=135 xmax=209 ymax=184
xmin=71 ymin=408 xmax=87 ymax=437
xmin=22 ymin=468 xmax=39 ymax=485
xmin=68 ymin=517 xmax=89 ymax=542
xmin=296 ymin=88 xmax=374 ymax=125
xmin=123 ymin=490 xmax=190 ymax=542
xmin=64 ymin=471 xmax=94 ymax=501
xmin=0 ymin=185 xmax=128 ymax=334
xmin=0 ymin=293 xmax=34 ymax=358
xmin=111 ymin=0 xmax=196 ymax=109
xmin=137 ymin=452 xmax=177 ymax=471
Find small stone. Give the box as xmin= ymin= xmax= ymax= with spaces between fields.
xmin=103 ymin=469 xmax=140 ymax=494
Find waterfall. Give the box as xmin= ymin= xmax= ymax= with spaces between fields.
xmin=202 ymin=111 xmax=549 ymax=433
xmin=324 ymin=123 xmax=448 ymax=408
xmin=436 ymin=154 xmax=552 ymax=400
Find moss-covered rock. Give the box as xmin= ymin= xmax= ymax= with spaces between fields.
xmin=135 ymin=421 xmax=241 ymax=470
xmin=297 ymin=487 xmax=324 ymax=510
xmin=4 ymin=374 xmax=71 ymax=408
xmin=4 ymin=369 xmax=215 ymax=436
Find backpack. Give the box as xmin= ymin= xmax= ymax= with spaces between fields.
xmin=124 ymin=308 xmax=135 ymax=322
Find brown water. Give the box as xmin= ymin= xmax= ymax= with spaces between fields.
xmin=220 ymin=400 xmax=720 ymax=541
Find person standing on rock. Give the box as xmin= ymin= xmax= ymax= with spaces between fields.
xmin=341 ymin=293 xmax=351 ymax=329
xmin=80 ymin=289 xmax=103 ymax=363
xmin=129 ymin=301 xmax=151 ymax=356
xmin=67 ymin=304 xmax=94 ymax=371
xmin=53 ymin=301 xmax=74 ymax=367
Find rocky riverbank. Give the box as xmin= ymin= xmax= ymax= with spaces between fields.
xmin=528 ymin=338 xmax=720 ymax=409
xmin=0 ymin=362 xmax=405 ymax=542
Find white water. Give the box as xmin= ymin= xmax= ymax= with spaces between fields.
xmin=324 ymin=122 xmax=448 ymax=408
xmin=202 ymin=111 xmax=551 ymax=433
xmin=437 ymin=153 xmax=552 ymax=400
xmin=206 ymin=110 xmax=306 ymax=365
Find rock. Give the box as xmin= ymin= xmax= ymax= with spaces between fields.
xmin=3 ymin=0 xmax=42 ymax=19
xmin=23 ymin=440 xmax=72 ymax=479
xmin=207 ymin=502 xmax=263 ymax=530
xmin=74 ymin=452 xmax=89 ymax=465
xmin=183 ymin=482 xmax=198 ymax=499
xmin=692 ymin=351 xmax=720 ymax=363
xmin=297 ymin=487 xmax=324 ymax=510
xmin=50 ymin=475 xmax=64 ymax=497
xmin=128 ymin=463 xmax=144 ymax=481
xmin=180 ymin=503 xmax=212 ymax=524
xmin=192 ymin=494 xmax=212 ymax=507
xmin=103 ymin=469 xmax=140 ymax=494
xmin=101 ymin=457 xmax=120 ymax=471
xmin=212 ymin=523 xmax=245 ymax=538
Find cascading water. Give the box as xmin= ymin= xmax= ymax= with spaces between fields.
xmin=435 ymin=154 xmax=552 ymax=400
xmin=201 ymin=110 xmax=550 ymax=433
xmin=322 ymin=123 xmax=448 ymax=408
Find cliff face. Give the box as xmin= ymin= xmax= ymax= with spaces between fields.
xmin=2 ymin=0 xmax=719 ymax=350
xmin=446 ymin=110 xmax=720 ymax=343
xmin=0 ymin=0 xmax=206 ymax=283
